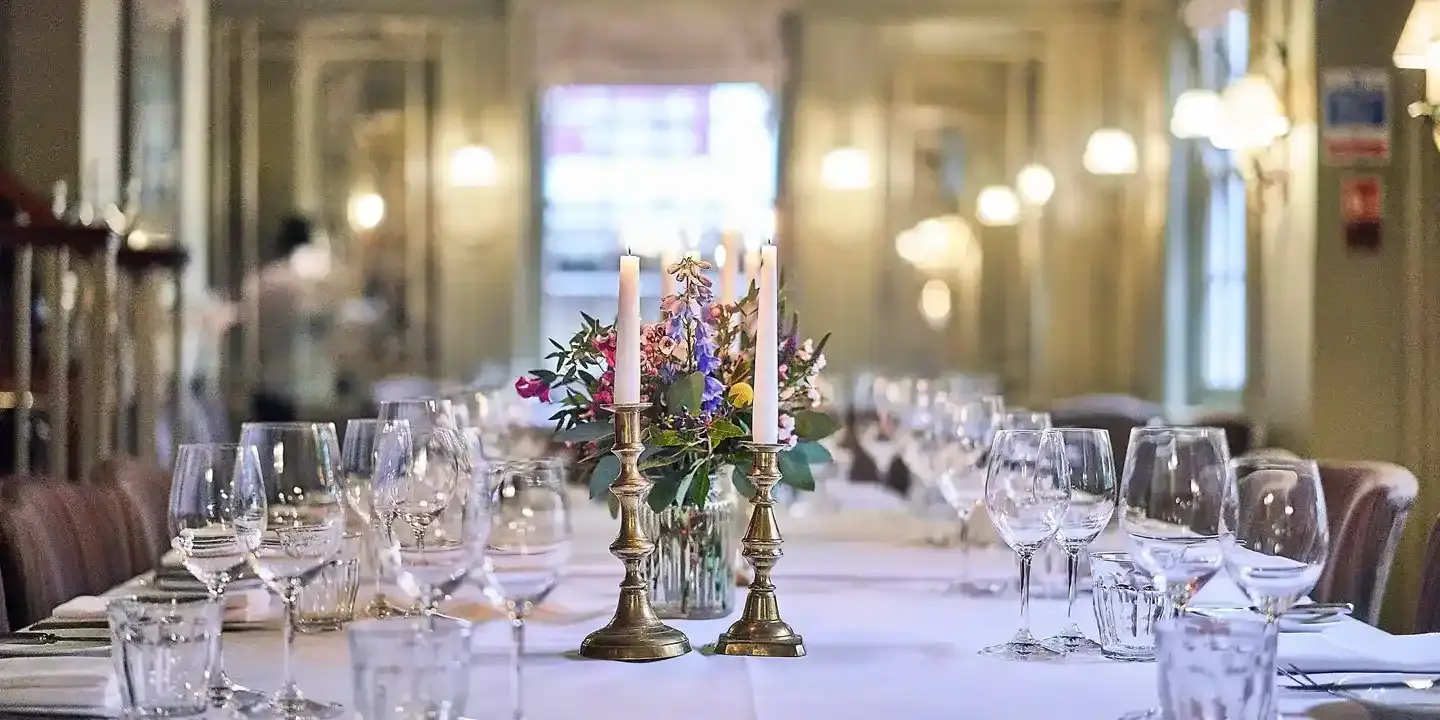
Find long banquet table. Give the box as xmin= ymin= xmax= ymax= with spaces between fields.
xmin=104 ymin=485 xmax=1390 ymax=719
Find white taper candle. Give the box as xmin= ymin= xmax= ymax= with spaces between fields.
xmin=617 ymin=253 xmax=641 ymax=404
xmin=753 ymin=244 xmax=779 ymax=444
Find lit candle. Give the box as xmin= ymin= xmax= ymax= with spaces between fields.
xmin=753 ymin=244 xmax=779 ymax=444
xmin=617 ymin=251 xmax=641 ymax=404
xmin=718 ymin=231 xmax=739 ymax=304
xmin=660 ymin=246 xmax=679 ymax=298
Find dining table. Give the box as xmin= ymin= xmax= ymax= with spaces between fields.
xmin=29 ymin=482 xmax=1411 ymax=719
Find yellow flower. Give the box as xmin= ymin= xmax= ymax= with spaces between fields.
xmin=728 ymin=382 xmax=754 ymax=408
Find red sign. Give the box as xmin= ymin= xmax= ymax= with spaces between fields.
xmin=1341 ymin=175 xmax=1382 ymax=252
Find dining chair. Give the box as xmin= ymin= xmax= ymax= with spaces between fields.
xmin=1414 ymin=512 xmax=1440 ymax=633
xmin=1311 ymin=460 xmax=1419 ymax=626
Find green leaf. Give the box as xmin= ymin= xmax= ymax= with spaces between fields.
xmin=606 ymin=493 xmax=620 ymax=518
xmin=731 ymin=462 xmax=756 ymax=499
xmin=709 ymin=418 xmax=745 ymax=444
xmin=792 ymin=410 xmax=841 ymax=441
xmin=792 ymin=441 xmax=833 ymax=465
xmin=588 ymin=455 xmax=621 ymax=500
xmin=665 ymin=372 xmax=707 ymax=414
xmin=688 ymin=467 xmax=712 ymax=506
xmin=777 ymin=450 xmax=816 ymax=491
xmin=647 ymin=474 xmax=684 ymax=512
xmin=555 ymin=421 xmax=612 ymax=443
xmin=532 ymin=369 xmax=558 ymax=382
xmin=649 ymin=429 xmax=689 ymax=447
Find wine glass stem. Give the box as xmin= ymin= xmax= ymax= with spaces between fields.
xmin=955 ymin=513 xmax=972 ymax=583
xmin=510 ymin=615 xmax=526 ymax=720
xmin=278 ymin=585 xmax=301 ymax=701
xmin=207 ymin=585 xmax=233 ymax=693
xmin=1064 ymin=549 xmax=1080 ymax=622
xmin=1018 ymin=551 xmax=1034 ymax=636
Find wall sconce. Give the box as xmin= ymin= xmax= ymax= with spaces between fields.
xmin=895 ymin=214 xmax=977 ymax=273
xmin=1171 ymin=89 xmax=1223 ymax=139
xmin=976 ymin=185 xmax=1022 ymax=227
xmin=347 ymin=192 xmax=386 ymax=231
xmin=918 ymin=278 xmax=952 ymax=329
xmin=820 ymin=146 xmax=872 ymax=190
xmin=1083 ymin=128 xmax=1140 ymax=176
xmin=1395 ymin=0 xmax=1440 ymax=147
xmin=1210 ymin=74 xmax=1290 ymax=150
xmin=449 ymin=144 xmax=498 ymax=187
xmin=1015 ymin=163 xmax=1056 ymax=207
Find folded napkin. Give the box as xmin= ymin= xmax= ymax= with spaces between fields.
xmin=0 ymin=656 xmax=120 ymax=716
xmin=1281 ymin=631 xmax=1440 ymax=674
xmin=53 ymin=588 xmax=275 ymax=623
xmin=442 ymin=600 xmax=608 ymax=626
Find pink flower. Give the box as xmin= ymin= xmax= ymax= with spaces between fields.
xmin=592 ymin=332 xmax=617 ymax=366
xmin=599 ymin=369 xmax=615 ymax=389
xmin=778 ymin=413 xmax=798 ymax=448
xmin=515 ymin=375 xmax=551 ymax=403
xmin=592 ymin=388 xmax=614 ymax=410
xmin=778 ymin=364 xmax=789 ymax=380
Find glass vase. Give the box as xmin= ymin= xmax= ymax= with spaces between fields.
xmin=640 ymin=467 xmax=740 ymax=620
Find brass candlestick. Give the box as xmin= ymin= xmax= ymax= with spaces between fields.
xmin=714 ymin=442 xmax=806 ymax=657
xmin=579 ymin=403 xmax=692 ymax=661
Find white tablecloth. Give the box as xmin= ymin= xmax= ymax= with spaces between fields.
xmin=175 ymin=485 xmax=1393 ymax=718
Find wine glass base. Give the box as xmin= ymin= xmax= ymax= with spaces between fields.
xmin=979 ymin=640 xmax=1065 ymax=661
xmin=1042 ymin=634 xmax=1103 ymax=654
xmin=211 ymin=684 xmax=267 ymax=709
xmin=358 ymin=596 xmax=403 ymax=619
xmin=238 ymin=696 xmax=344 ymax=719
xmin=1117 ymin=710 xmax=1159 ymax=720
xmin=945 ymin=579 xmax=1011 ymax=597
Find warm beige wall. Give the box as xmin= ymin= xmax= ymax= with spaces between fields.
xmin=1 ymin=0 xmax=81 ymax=191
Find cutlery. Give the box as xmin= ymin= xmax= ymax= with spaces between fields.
xmin=0 ymin=632 xmax=57 ymax=645
xmin=27 ymin=620 xmax=110 ymax=631
xmin=1285 ymin=678 xmax=1440 ymax=692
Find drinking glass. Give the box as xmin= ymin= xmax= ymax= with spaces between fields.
xmin=349 ymin=617 xmax=476 ymax=720
xmin=167 ymin=443 xmax=262 ymax=708
xmin=980 ymin=429 xmax=1070 ymax=660
xmin=372 ymin=412 xmax=483 ymax=615
xmin=1155 ymin=615 xmax=1278 ymax=720
xmin=108 ymin=595 xmax=220 ymax=719
xmin=479 ymin=459 xmax=573 ymax=720
xmin=341 ymin=418 xmax=404 ymax=619
xmin=934 ymin=398 xmax=1004 ymax=596
xmin=1089 ymin=551 xmax=1173 ymax=661
xmin=1221 ymin=456 xmax=1329 ymax=620
xmin=294 ymin=532 xmax=362 ymax=632
xmin=232 ymin=422 xmax=348 ymax=720
xmin=1038 ymin=428 xmax=1118 ymax=653
xmin=1119 ymin=426 xmax=1231 ymax=611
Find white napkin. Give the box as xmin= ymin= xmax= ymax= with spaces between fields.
xmin=0 ymin=656 xmax=120 ymax=716
xmin=53 ymin=588 xmax=275 ymax=623
xmin=1281 ymin=632 xmax=1440 ymax=674
xmin=442 ymin=600 xmax=609 ymax=626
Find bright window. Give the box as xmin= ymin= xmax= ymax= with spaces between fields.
xmin=538 ymin=83 xmax=777 ymax=348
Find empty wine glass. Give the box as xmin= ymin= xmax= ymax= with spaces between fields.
xmin=1000 ymin=409 xmax=1052 ymax=431
xmin=934 ymin=398 xmax=1003 ymax=596
xmin=372 ymin=413 xmax=480 ymax=615
xmin=1041 ymin=428 xmax=1118 ymax=654
xmin=1221 ymin=456 xmax=1329 ymax=620
xmin=232 ymin=422 xmax=348 ymax=720
xmin=1120 ymin=426 xmax=1231 ymax=612
xmin=980 ymin=429 xmax=1070 ymax=661
xmin=480 ymin=459 xmax=572 ymax=720
xmin=167 ymin=443 xmax=263 ymax=709
xmin=341 ymin=419 xmax=403 ymax=619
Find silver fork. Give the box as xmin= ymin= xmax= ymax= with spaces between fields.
xmin=1279 ymin=664 xmax=1345 ymax=698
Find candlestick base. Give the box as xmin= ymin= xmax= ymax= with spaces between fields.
xmin=578 ymin=403 xmax=692 ymax=662
xmin=713 ymin=442 xmax=806 ymax=658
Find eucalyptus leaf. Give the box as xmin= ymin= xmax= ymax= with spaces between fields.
xmin=732 ymin=462 xmax=756 ymax=499
xmin=649 ymin=429 xmax=688 ymax=447
xmin=589 ymin=454 xmax=621 ymax=500
xmin=792 ymin=441 xmax=833 ymax=465
xmin=665 ymin=372 xmax=706 ymax=413
xmin=688 ymin=469 xmax=712 ymax=506
xmin=792 ymin=410 xmax=841 ymax=441
xmin=555 ymin=421 xmax=613 ymax=443
xmin=606 ymin=493 xmax=620 ymax=518
xmin=710 ymin=418 xmax=745 ymax=443
xmin=777 ymin=450 xmax=816 ymax=491
xmin=647 ymin=474 xmax=684 ymax=512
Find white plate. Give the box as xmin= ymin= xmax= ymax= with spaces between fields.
xmin=1331 ymin=674 xmax=1440 ymax=718
xmin=1186 ymin=605 xmax=1344 ymax=633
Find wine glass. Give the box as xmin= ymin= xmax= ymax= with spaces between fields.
xmin=231 ymin=422 xmax=348 ymax=720
xmin=933 ymin=398 xmax=1003 ymax=595
xmin=1000 ymin=409 xmax=1053 ymax=431
xmin=372 ymin=412 xmax=480 ymax=615
xmin=980 ymin=429 xmax=1071 ymax=661
xmin=340 ymin=418 xmax=404 ymax=619
xmin=1040 ymin=428 xmax=1118 ymax=654
xmin=1119 ymin=426 xmax=1231 ymax=611
xmin=479 ymin=459 xmax=572 ymax=720
xmin=168 ymin=443 xmax=264 ymax=709
xmin=1221 ymin=456 xmax=1329 ymax=620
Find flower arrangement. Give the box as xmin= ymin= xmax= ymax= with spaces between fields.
xmin=516 ymin=257 xmax=839 ymax=511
